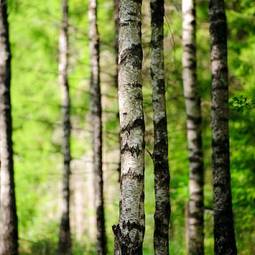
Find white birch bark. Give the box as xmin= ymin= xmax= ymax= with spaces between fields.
xmin=57 ymin=1 xmax=72 ymax=254
xmin=182 ymin=1 xmax=204 ymax=254
xmin=113 ymin=0 xmax=145 ymax=254
xmin=88 ymin=0 xmax=107 ymax=253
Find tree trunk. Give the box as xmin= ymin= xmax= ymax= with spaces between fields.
xmin=88 ymin=0 xmax=107 ymax=254
xmin=150 ymin=1 xmax=170 ymax=254
xmin=182 ymin=1 xmax=204 ymax=254
xmin=0 ymin=1 xmax=19 ymax=254
xmin=58 ymin=1 xmax=72 ymax=255
xmin=114 ymin=0 xmax=119 ymax=89
xmin=209 ymin=1 xmax=237 ymax=254
xmin=114 ymin=0 xmax=121 ymax=182
xmin=112 ymin=0 xmax=145 ymax=254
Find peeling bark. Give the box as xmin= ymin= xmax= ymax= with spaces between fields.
xmin=113 ymin=0 xmax=145 ymax=254
xmin=88 ymin=0 xmax=107 ymax=254
xmin=0 ymin=1 xmax=18 ymax=254
xmin=182 ymin=1 xmax=204 ymax=254
xmin=209 ymin=1 xmax=237 ymax=254
xmin=150 ymin=1 xmax=170 ymax=254
xmin=57 ymin=0 xmax=72 ymax=254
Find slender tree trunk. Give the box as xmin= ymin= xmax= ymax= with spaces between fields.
xmin=114 ymin=0 xmax=121 ymax=182
xmin=88 ymin=0 xmax=107 ymax=254
xmin=58 ymin=1 xmax=72 ymax=254
xmin=112 ymin=0 xmax=145 ymax=254
xmin=182 ymin=1 xmax=204 ymax=254
xmin=114 ymin=0 xmax=119 ymax=89
xmin=150 ymin=1 xmax=170 ymax=254
xmin=209 ymin=1 xmax=237 ymax=254
xmin=0 ymin=1 xmax=18 ymax=254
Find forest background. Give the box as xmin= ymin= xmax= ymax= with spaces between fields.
xmin=8 ymin=0 xmax=255 ymax=254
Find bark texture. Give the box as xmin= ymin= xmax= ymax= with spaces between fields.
xmin=88 ymin=0 xmax=107 ymax=254
xmin=209 ymin=1 xmax=237 ymax=254
xmin=182 ymin=1 xmax=204 ymax=254
xmin=0 ymin=1 xmax=18 ymax=254
xmin=58 ymin=0 xmax=72 ymax=254
xmin=150 ymin=1 xmax=170 ymax=254
xmin=113 ymin=0 xmax=145 ymax=254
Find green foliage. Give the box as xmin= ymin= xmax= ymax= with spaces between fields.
xmin=230 ymin=95 xmax=252 ymax=112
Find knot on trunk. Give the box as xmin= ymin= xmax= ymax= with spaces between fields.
xmin=112 ymin=224 xmax=143 ymax=255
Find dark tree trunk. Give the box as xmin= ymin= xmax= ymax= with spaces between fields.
xmin=57 ymin=0 xmax=72 ymax=254
xmin=88 ymin=0 xmax=107 ymax=254
xmin=114 ymin=0 xmax=119 ymax=88
xmin=150 ymin=1 xmax=170 ymax=254
xmin=114 ymin=0 xmax=121 ymax=182
xmin=182 ymin=0 xmax=204 ymax=254
xmin=112 ymin=0 xmax=145 ymax=254
xmin=0 ymin=1 xmax=18 ymax=254
xmin=209 ymin=1 xmax=237 ymax=254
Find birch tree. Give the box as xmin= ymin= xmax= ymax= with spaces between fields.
xmin=112 ymin=0 xmax=145 ymax=253
xmin=182 ymin=0 xmax=204 ymax=254
xmin=88 ymin=0 xmax=107 ymax=253
xmin=150 ymin=0 xmax=170 ymax=254
xmin=0 ymin=1 xmax=18 ymax=254
xmin=114 ymin=0 xmax=121 ymax=182
xmin=209 ymin=0 xmax=237 ymax=254
xmin=57 ymin=0 xmax=72 ymax=254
